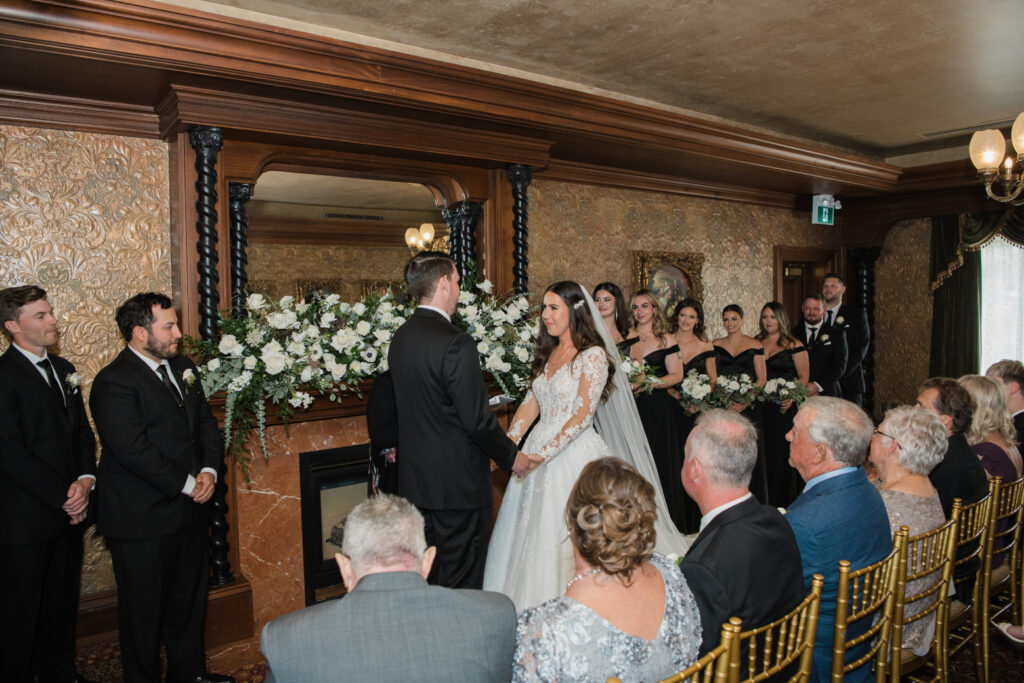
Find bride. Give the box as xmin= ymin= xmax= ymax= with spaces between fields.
xmin=484 ymin=281 xmax=689 ymax=611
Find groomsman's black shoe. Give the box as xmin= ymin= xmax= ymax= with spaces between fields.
xmin=191 ymin=674 xmax=235 ymax=683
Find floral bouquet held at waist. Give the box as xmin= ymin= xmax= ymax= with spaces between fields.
xmin=712 ymin=373 xmax=761 ymax=409
xmin=678 ymin=369 xmax=715 ymax=412
xmin=759 ymin=377 xmax=808 ymax=413
xmin=619 ymin=355 xmax=660 ymax=394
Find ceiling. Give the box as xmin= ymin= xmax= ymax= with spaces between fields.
xmin=176 ymin=0 xmax=1024 ymax=159
xmin=252 ymin=173 xmax=441 ymax=211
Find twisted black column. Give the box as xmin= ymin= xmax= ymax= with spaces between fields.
xmin=507 ymin=164 xmax=532 ymax=294
xmin=229 ymin=182 xmax=253 ymax=318
xmin=189 ymin=126 xmax=223 ymax=343
xmin=443 ymin=201 xmax=483 ymax=280
xmin=189 ymin=127 xmax=235 ymax=587
xmin=849 ymin=247 xmax=882 ymax=417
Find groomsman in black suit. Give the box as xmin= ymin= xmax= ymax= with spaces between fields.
xmin=387 ymin=252 xmax=534 ymax=589
xmin=90 ymin=293 xmax=232 ymax=683
xmin=822 ymin=273 xmax=870 ymax=407
xmin=0 ymin=285 xmax=96 ymax=683
xmin=793 ymin=294 xmax=847 ymax=398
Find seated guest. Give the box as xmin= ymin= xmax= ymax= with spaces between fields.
xmin=261 ymin=494 xmax=516 ymax=683
xmin=784 ymin=397 xmax=892 ymax=683
xmin=958 ymin=374 xmax=1023 ymax=480
xmin=986 ymin=359 xmax=1024 ymax=448
xmin=679 ymin=409 xmax=804 ymax=657
xmin=513 ymin=457 xmax=700 ymax=683
xmin=868 ymin=406 xmax=947 ymax=656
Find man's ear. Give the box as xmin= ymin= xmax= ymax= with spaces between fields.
xmin=420 ymin=546 xmax=437 ymax=579
xmin=3 ymin=319 xmax=19 ymax=338
xmin=336 ymin=552 xmax=358 ymax=591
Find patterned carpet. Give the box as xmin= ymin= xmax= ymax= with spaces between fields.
xmin=75 ymin=638 xmax=267 ymax=682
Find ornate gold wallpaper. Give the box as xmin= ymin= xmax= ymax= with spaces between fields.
xmin=873 ymin=218 xmax=932 ymax=418
xmin=0 ymin=125 xmax=171 ymax=595
xmin=527 ymin=179 xmax=841 ymax=339
xmin=248 ymin=243 xmax=410 ymax=301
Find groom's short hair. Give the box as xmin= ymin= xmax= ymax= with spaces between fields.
xmin=405 ymin=251 xmax=456 ymax=303
xmin=341 ymin=494 xmax=427 ymax=575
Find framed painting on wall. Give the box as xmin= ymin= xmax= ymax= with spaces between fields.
xmin=631 ymin=250 xmax=705 ymax=315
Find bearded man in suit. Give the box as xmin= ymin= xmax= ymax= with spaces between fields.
xmin=0 ymin=285 xmax=96 ymax=683
xmin=793 ymin=294 xmax=847 ymax=398
xmin=387 ymin=252 xmax=535 ymax=589
xmin=90 ymin=293 xmax=232 ymax=683
xmin=679 ymin=409 xmax=804 ymax=658
xmin=822 ymin=273 xmax=870 ymax=407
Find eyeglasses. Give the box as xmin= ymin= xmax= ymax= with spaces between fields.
xmin=873 ymin=429 xmax=902 ymax=449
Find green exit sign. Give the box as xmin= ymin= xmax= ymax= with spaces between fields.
xmin=811 ymin=195 xmax=837 ymax=226
xmin=816 ymin=205 xmax=834 ymax=225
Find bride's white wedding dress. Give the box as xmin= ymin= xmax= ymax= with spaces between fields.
xmin=484 ymin=346 xmax=611 ymax=611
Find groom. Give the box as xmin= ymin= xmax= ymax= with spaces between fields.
xmin=388 ymin=252 xmax=534 ymax=588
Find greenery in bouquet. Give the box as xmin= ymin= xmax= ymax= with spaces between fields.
xmin=678 ymin=368 xmax=715 ymax=411
xmin=712 ymin=373 xmax=761 ymax=409
xmin=759 ymin=377 xmax=809 ymax=413
xmin=618 ymin=354 xmax=659 ymax=394
xmin=188 ymin=266 xmax=536 ymax=480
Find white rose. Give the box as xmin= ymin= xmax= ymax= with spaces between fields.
xmin=477 ymin=280 xmax=493 ymax=293
xmin=243 ymin=355 xmax=257 ymax=370
xmin=218 ymin=334 xmax=244 ymax=357
xmin=206 ymin=358 xmax=221 ymax=372
xmin=474 ymin=324 xmax=485 ymax=337
xmin=266 ymin=310 xmax=297 ymax=329
xmin=263 ymin=353 xmax=286 ymax=376
xmin=379 ymin=301 xmax=393 ymax=313
xmin=519 ymin=328 xmax=532 ymax=342
xmin=374 ymin=329 xmax=390 ymax=343
xmin=319 ymin=312 xmax=336 ymax=327
xmin=458 ymin=291 xmax=472 ymax=304
xmin=462 ymin=304 xmax=479 ymax=320
xmin=295 ymin=302 xmax=309 ymax=314
xmin=279 ymin=295 xmax=294 ymax=308
xmin=477 ymin=341 xmax=489 ymax=354
xmin=355 ymin=321 xmax=371 ymax=336
xmin=246 ymin=293 xmax=267 ymax=310
xmin=516 ymin=347 xmax=530 ymax=363
xmin=305 ymin=324 xmax=320 ymax=339
xmin=352 ymin=302 xmax=367 ymax=315
xmin=300 ymin=366 xmax=314 ymax=383
xmin=338 ymin=302 xmax=351 ymax=314
xmin=286 ymin=340 xmax=305 ymax=356
xmin=325 ymin=294 xmax=340 ymax=306
xmin=349 ymin=360 xmax=362 ymax=374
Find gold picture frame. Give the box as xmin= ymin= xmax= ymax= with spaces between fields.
xmin=631 ymin=250 xmax=705 ymax=315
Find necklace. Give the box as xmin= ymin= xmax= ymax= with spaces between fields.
xmin=565 ymin=567 xmax=602 ymax=591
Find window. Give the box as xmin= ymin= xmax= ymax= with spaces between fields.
xmin=980 ymin=236 xmax=1024 ymax=372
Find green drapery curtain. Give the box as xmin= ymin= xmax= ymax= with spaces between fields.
xmin=929 ymin=214 xmax=981 ymax=378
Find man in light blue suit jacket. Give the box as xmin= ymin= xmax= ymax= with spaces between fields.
xmin=261 ymin=495 xmax=516 ymax=683
xmin=784 ymin=397 xmax=892 ymax=683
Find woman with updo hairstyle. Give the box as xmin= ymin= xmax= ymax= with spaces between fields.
xmin=958 ymin=374 xmax=1023 ymax=479
xmin=592 ymin=282 xmax=632 ymax=350
xmin=512 ymin=458 xmax=701 ymax=683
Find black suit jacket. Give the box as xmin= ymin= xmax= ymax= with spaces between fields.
xmin=792 ymin=322 xmax=847 ymax=397
xmin=387 ymin=308 xmax=517 ymax=510
xmin=0 ymin=346 xmax=96 ymax=545
xmin=680 ymin=496 xmax=805 ymax=656
xmin=90 ymin=348 xmax=223 ymax=540
xmin=828 ymin=304 xmax=869 ymax=397
xmin=1014 ymin=412 xmax=1024 ymax=450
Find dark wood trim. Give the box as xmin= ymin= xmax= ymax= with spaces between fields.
xmin=773 ymin=246 xmax=839 ymax=302
xmin=539 ymin=159 xmax=801 ymax=208
xmin=0 ymin=88 xmax=159 ymax=137
xmin=248 ymin=214 xmax=429 ymax=247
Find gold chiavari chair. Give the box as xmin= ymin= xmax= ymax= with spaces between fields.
xmin=979 ymin=475 xmax=1024 ymax=682
xmin=888 ymin=505 xmax=960 ymax=683
xmin=829 ymin=528 xmax=907 ymax=683
xmin=734 ymin=574 xmax=823 ymax=682
xmin=650 ymin=620 xmax=741 ymax=683
xmin=946 ymin=486 xmax=995 ymax=682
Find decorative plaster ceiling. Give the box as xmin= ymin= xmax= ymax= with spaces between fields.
xmin=176 ymin=0 xmax=1024 ymax=157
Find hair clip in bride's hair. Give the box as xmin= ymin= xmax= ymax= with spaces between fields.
xmin=573 ymin=299 xmax=585 ymax=310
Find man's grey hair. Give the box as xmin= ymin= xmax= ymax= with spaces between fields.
xmin=802 ymin=396 xmax=874 ymax=467
xmin=340 ymin=494 xmax=427 ymax=575
xmin=880 ymin=405 xmax=947 ymax=476
xmin=688 ymin=409 xmax=757 ymax=488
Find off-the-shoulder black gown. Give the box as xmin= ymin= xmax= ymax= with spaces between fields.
xmin=675 ymin=349 xmax=716 ymax=533
xmin=714 ymin=345 xmax=768 ymax=503
xmin=763 ymin=347 xmax=806 ymax=507
xmin=633 ymin=343 xmax=691 ymax=532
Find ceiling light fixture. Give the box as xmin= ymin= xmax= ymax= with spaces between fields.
xmin=405 ymin=223 xmax=443 ymax=254
xmin=969 ymin=112 xmax=1024 ymax=205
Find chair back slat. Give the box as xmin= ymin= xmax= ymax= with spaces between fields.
xmin=735 ymin=574 xmax=823 ymax=682
xmin=656 ymin=620 xmax=740 ymax=683
xmin=946 ymin=487 xmax=995 ymax=683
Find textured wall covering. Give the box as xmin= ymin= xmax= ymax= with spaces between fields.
xmin=873 ymin=218 xmax=932 ymax=417
xmin=527 ymin=179 xmax=842 ymax=339
xmin=248 ymin=243 xmax=410 ymax=301
xmin=0 ymin=125 xmax=171 ymax=595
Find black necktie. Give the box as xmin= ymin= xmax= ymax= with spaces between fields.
xmin=37 ymin=359 xmax=66 ymax=407
xmin=808 ymin=327 xmax=818 ymax=345
xmin=157 ymin=364 xmax=184 ymax=409
xmin=825 ymin=310 xmax=833 ymax=328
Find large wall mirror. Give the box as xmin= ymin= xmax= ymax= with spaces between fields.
xmin=246 ymin=171 xmax=446 ymax=302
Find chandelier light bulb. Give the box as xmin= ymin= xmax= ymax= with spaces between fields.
xmin=420 ymin=222 xmax=435 ymax=243
xmin=1012 ymin=112 xmax=1024 ymax=155
xmin=405 ymin=227 xmax=419 ymax=246
xmin=969 ymin=129 xmax=1005 ymax=173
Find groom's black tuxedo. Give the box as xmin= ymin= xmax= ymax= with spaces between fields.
xmin=388 ymin=307 xmax=517 ymax=588
xmin=679 ymin=496 xmax=804 ymax=657
xmin=0 ymin=345 xmax=96 ymax=681
xmin=792 ymin=321 xmax=847 ymax=397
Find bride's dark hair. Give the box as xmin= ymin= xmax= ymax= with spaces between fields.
xmin=531 ymin=281 xmax=615 ymax=403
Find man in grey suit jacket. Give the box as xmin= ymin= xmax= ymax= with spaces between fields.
xmin=261 ymin=494 xmax=516 ymax=683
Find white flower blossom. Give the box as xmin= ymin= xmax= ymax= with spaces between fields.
xmin=263 ymin=353 xmax=286 ymax=376
xmin=246 ymin=293 xmax=267 ymax=310
xmin=206 ymin=358 xmax=221 ymax=372
xmin=245 ymin=328 xmax=265 ymax=346
xmin=304 ymin=324 xmax=320 ymax=339
xmin=462 ymin=304 xmax=479 ymax=321
xmin=477 ymin=280 xmax=493 ymax=293
xmin=286 ymin=340 xmax=305 ymax=356
xmin=227 ymin=371 xmax=253 ymax=392
xmin=458 ymin=291 xmax=472 ymax=304
xmin=373 ymin=329 xmax=391 ymax=343
xmin=279 ymin=296 xmax=295 ymax=308
xmin=218 ymin=334 xmax=244 ymax=357
xmin=477 ymin=341 xmax=489 ymax=354
xmin=266 ymin=310 xmax=298 ymax=330
xmin=352 ymin=302 xmax=367 ymax=315
xmin=299 ymin=366 xmax=314 ymax=383
xmin=320 ymin=312 xmax=336 ymax=327
xmin=243 ymin=355 xmax=258 ymax=370
xmin=295 ymin=302 xmax=309 ymax=315
xmin=355 ymin=320 xmax=371 ymax=336
xmin=361 ymin=348 xmax=378 ymax=363
xmin=325 ymin=294 xmax=340 ymax=306
xmin=515 ymin=346 xmax=530 ymax=363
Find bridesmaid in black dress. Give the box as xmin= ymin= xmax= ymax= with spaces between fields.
xmin=626 ymin=289 xmax=686 ymax=531
xmin=593 ymin=282 xmax=634 ymax=354
xmin=755 ymin=301 xmax=809 ymax=508
xmin=712 ymin=304 xmax=768 ymax=502
xmin=672 ymin=298 xmax=717 ymax=533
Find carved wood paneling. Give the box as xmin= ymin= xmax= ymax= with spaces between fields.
xmin=0 ymin=88 xmax=160 ymax=138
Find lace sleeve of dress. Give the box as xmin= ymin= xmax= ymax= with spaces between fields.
xmin=511 ymin=607 xmax=549 ymax=683
xmin=506 ymin=387 xmax=538 ymax=442
xmin=532 ymin=347 xmax=608 ymax=463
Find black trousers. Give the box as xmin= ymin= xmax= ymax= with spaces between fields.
xmin=0 ymin=527 xmax=83 ymax=683
xmin=108 ymin=521 xmax=209 ymax=683
xmin=419 ymin=506 xmax=491 ymax=589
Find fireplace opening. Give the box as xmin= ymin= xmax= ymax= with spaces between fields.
xmin=299 ymin=444 xmax=370 ymax=605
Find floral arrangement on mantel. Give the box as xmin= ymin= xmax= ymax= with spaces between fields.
xmin=188 ymin=273 xmax=537 ymax=479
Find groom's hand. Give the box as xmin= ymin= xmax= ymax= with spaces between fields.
xmin=511 ymin=451 xmax=540 ymax=478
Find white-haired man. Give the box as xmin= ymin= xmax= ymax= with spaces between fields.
xmin=785 ymin=397 xmax=891 ymax=683
xmin=260 ymin=494 xmax=517 ymax=683
xmin=679 ymin=410 xmax=804 ymax=659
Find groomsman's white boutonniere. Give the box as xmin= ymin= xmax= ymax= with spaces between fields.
xmin=182 ymin=368 xmax=196 ymax=390
xmin=834 ymin=315 xmax=845 ymax=326
xmin=65 ymin=372 xmax=80 ymax=395
xmin=819 ymin=333 xmax=830 ymax=343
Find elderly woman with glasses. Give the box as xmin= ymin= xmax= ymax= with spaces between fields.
xmin=867 ymin=405 xmax=947 ymax=656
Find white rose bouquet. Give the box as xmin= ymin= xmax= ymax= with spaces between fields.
xmin=678 ymin=368 xmax=715 ymax=412
xmin=712 ymin=373 xmax=761 ymax=409
xmin=619 ymin=355 xmax=659 ymax=394
xmin=759 ymin=377 xmax=808 ymax=413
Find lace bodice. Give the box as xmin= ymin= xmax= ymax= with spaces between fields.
xmin=507 ymin=347 xmax=608 ymax=462
xmin=512 ymin=553 xmax=701 ymax=683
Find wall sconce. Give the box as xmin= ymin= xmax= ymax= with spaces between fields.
xmin=405 ymin=223 xmax=437 ymax=254
xmin=969 ymin=112 xmax=1024 ymax=205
